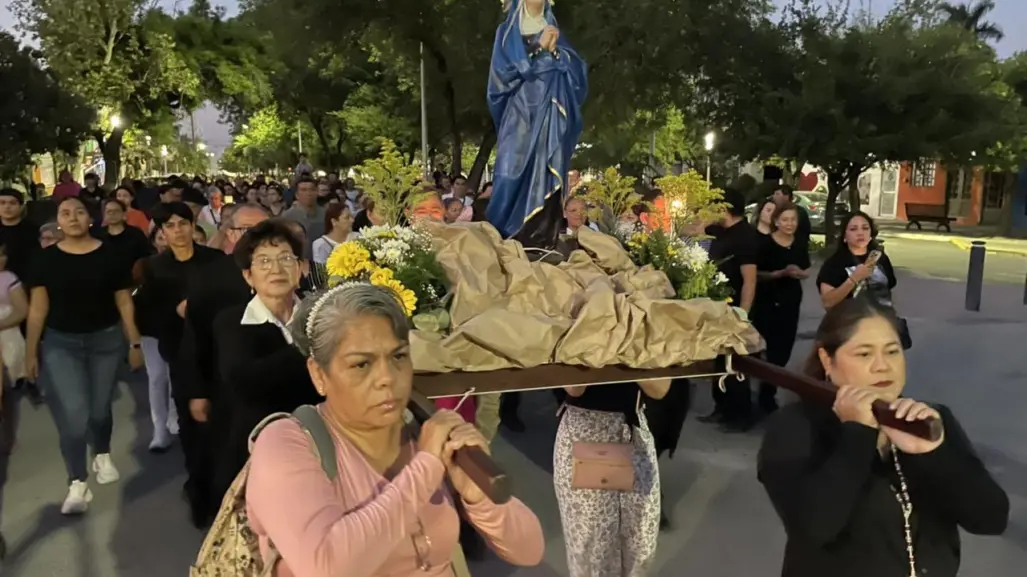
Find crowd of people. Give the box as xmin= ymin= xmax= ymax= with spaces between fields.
xmin=0 ymin=165 xmax=1009 ymax=577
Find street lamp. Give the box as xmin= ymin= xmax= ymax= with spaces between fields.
xmin=110 ymin=114 xmax=122 ymax=129
xmin=197 ymin=142 xmax=207 ymax=152
xmin=160 ymin=145 xmax=169 ymax=175
xmin=703 ymin=131 xmax=716 ymax=181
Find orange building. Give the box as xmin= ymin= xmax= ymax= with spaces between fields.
xmin=894 ymin=160 xmax=1002 ymax=226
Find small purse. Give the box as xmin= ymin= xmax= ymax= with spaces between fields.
xmin=571 ymin=442 xmax=636 ymax=492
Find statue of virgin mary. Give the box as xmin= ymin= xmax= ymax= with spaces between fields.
xmin=486 ymin=0 xmax=588 ymax=249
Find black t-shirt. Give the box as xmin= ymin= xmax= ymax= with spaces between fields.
xmin=94 ymin=225 xmax=153 ymax=275
xmin=566 ymin=382 xmax=644 ymax=428
xmin=707 ymin=219 xmax=760 ymax=299
xmin=816 ymin=248 xmax=897 ymax=307
xmin=0 ymin=219 xmax=40 ymax=283
xmin=29 ymin=242 xmax=132 ymax=333
xmin=756 ymin=234 xmax=811 ymax=309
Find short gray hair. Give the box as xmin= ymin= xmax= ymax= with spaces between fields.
xmin=228 ymin=203 xmax=269 ymax=226
xmin=290 ymin=283 xmax=411 ymax=367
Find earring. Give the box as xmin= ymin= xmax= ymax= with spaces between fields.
xmin=824 ymin=373 xmax=832 ymax=383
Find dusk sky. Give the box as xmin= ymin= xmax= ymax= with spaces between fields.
xmin=2 ymin=0 xmax=1025 ymax=156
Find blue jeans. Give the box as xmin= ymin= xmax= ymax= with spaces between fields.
xmin=41 ymin=325 xmax=125 ymax=482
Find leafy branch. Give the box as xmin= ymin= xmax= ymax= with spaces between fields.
xmin=579 ymin=166 xmax=644 ymax=235
xmin=353 ymin=138 xmax=426 ymax=225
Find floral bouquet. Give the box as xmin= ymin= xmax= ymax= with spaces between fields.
xmin=325 ymin=224 xmax=451 ymax=328
xmin=625 ymin=228 xmax=732 ymax=302
xmin=325 ymin=140 xmax=451 ymax=331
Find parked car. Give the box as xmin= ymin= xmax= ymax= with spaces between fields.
xmin=799 ymin=191 xmax=850 ymax=233
xmin=745 ymin=192 xmax=849 ymax=233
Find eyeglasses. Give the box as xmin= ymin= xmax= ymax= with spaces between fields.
xmin=411 ymin=519 xmax=432 ymax=571
xmin=253 ymin=254 xmax=300 ymax=271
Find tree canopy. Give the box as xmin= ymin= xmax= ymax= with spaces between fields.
xmin=0 ymin=31 xmax=94 ymax=181
xmin=702 ymin=1 xmax=1021 ymax=240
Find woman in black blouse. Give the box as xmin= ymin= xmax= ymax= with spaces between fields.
xmin=25 ymin=196 xmax=144 ymax=516
xmin=752 ymin=202 xmax=810 ymax=414
xmin=817 ymin=211 xmax=897 ymax=310
xmin=554 ymin=379 xmax=671 ymax=577
xmin=210 ymin=219 xmax=323 ymax=504
xmin=94 ymin=198 xmax=153 ymax=280
xmin=758 ymin=298 xmax=1008 ymax=577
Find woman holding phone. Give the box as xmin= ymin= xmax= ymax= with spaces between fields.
xmin=816 ymin=212 xmax=896 ymax=310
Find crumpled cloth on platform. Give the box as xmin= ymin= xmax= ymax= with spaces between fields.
xmin=410 ymin=222 xmax=764 ymax=373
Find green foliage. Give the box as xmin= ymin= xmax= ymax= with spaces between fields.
xmin=353 ymin=139 xmax=425 ymax=226
xmin=0 ymin=31 xmax=94 ymax=179
xmin=624 ymin=229 xmax=732 ymax=302
xmin=654 ymin=170 xmax=727 ymax=235
xmin=703 ymin=2 xmax=1020 ymax=241
xmin=579 ymin=167 xmax=643 ymax=235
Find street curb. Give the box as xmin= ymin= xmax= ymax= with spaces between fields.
xmin=948 ymin=238 xmax=1027 ymax=257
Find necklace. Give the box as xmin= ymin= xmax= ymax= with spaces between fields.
xmin=890 ymin=445 xmax=918 ymax=577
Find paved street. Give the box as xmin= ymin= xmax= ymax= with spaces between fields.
xmin=1 ymin=263 xmax=1026 ymax=576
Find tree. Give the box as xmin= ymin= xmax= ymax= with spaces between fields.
xmin=14 ymin=0 xmax=202 ymax=186
xmin=703 ymin=2 xmax=1019 ymax=242
xmin=939 ymin=0 xmax=1004 ymax=42
xmin=0 ymin=31 xmax=94 ymax=181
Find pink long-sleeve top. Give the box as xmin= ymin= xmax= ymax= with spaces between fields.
xmin=246 ymin=418 xmax=546 ymax=577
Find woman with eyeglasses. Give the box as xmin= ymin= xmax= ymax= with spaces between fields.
xmin=246 ymin=282 xmax=544 ymax=576
xmin=210 ymin=220 xmax=323 ymax=505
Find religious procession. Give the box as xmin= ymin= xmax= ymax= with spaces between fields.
xmin=0 ymin=0 xmax=1017 ymax=577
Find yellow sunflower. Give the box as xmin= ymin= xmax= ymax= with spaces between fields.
xmin=326 ymin=241 xmax=375 ymax=279
xmin=370 ymin=276 xmax=418 ymax=316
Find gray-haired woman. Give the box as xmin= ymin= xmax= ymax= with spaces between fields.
xmin=245 ymin=283 xmax=545 ymax=577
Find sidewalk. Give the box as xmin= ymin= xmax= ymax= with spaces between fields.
xmin=876 ymin=222 xmax=1027 ymax=256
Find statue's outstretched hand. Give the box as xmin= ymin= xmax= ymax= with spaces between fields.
xmin=540 ymin=25 xmax=560 ymax=52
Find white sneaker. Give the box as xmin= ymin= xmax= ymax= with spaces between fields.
xmin=92 ymin=454 xmax=120 ymax=485
xmin=149 ymin=429 xmax=173 ymax=453
xmin=61 ymin=480 xmax=93 ymax=515
xmin=166 ymin=416 xmax=180 ymax=437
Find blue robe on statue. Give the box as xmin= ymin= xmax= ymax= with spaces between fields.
xmin=486 ymin=0 xmax=588 ymax=245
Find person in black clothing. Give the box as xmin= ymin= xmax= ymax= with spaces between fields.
xmin=752 ymin=202 xmax=810 ymax=414
xmin=817 ymin=211 xmax=897 ymax=310
xmin=25 ymin=196 xmax=144 ymax=515
xmin=350 ymin=199 xmax=383 ymax=233
xmin=772 ymin=184 xmax=811 ymax=254
xmin=471 ymin=182 xmax=493 ymax=222
xmin=135 ymin=202 xmax=225 ymax=525
xmin=210 ymin=220 xmax=322 ymax=504
xmin=177 ymin=203 xmax=269 ymax=526
xmin=93 ymin=199 xmax=152 ymax=279
xmin=758 ymin=298 xmax=1008 ymax=577
xmin=701 ymin=187 xmax=759 ymax=432
xmin=78 ymin=172 xmax=105 ymax=226
xmin=0 ymin=189 xmax=39 ymax=285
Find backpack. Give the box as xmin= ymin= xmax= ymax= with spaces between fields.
xmin=190 ymin=405 xmax=336 ymax=577
xmin=190 ymin=406 xmax=474 ymax=577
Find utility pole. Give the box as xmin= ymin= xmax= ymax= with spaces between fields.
xmin=420 ymin=43 xmax=429 ymax=180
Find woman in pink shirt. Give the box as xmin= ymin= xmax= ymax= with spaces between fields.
xmin=247 ymin=282 xmax=545 ymax=577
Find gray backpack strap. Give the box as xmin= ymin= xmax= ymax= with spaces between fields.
xmin=292 ymin=405 xmax=338 ymax=481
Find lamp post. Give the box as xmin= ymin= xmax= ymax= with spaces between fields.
xmin=704 ymin=132 xmax=715 ymax=182
xmin=160 ymin=145 xmax=169 ymax=175
xmin=110 ymin=114 xmax=122 ymax=129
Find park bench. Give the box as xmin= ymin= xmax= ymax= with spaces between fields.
xmin=904 ymin=202 xmax=955 ymax=232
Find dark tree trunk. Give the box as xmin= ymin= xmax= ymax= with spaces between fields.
xmin=423 ymin=44 xmax=462 ymax=176
xmin=467 ymin=128 xmax=497 ymax=193
xmin=99 ymin=128 xmax=125 ymax=189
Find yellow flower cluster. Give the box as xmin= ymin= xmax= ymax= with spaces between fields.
xmin=369 ymin=267 xmax=418 ymax=317
xmin=325 ymin=241 xmax=418 ymax=317
xmin=325 ymin=241 xmax=376 ymax=278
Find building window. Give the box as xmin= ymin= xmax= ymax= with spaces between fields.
xmin=983 ymin=172 xmax=1007 ymax=209
xmin=911 ymin=160 xmax=936 ymax=188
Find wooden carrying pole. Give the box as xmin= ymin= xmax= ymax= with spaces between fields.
xmin=735 ymin=356 xmax=943 ymax=442
xmin=407 ymin=390 xmax=513 ymax=505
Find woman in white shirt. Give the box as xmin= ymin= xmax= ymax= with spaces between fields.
xmin=311 ymin=202 xmax=355 ymax=265
xmin=197 ymin=185 xmax=224 ymax=231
